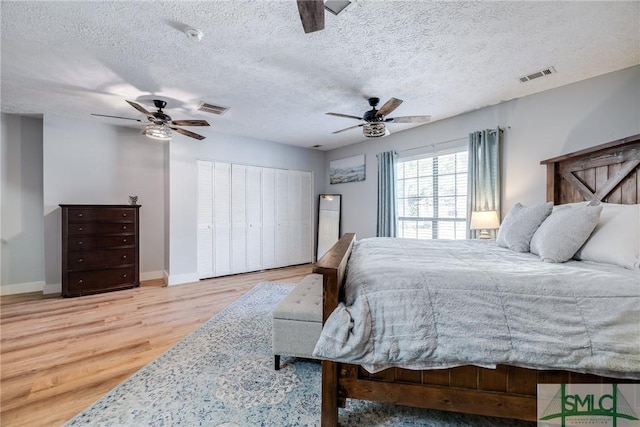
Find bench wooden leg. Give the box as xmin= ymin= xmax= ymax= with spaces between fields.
xmin=274 ymin=355 xmax=280 ymax=370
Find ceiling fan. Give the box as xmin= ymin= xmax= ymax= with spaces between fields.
xmin=327 ymin=97 xmax=431 ymax=138
xmin=91 ymin=99 xmax=210 ymax=141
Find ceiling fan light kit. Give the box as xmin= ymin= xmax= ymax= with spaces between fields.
xmin=142 ymin=123 xmax=172 ymax=141
xmin=363 ymin=122 xmax=390 ymax=138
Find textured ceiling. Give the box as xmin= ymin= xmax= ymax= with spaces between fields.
xmin=1 ymin=1 xmax=639 ymax=150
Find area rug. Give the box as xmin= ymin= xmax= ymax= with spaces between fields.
xmin=67 ymin=282 xmax=535 ymax=426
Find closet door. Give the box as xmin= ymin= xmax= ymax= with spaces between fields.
xmin=245 ymin=166 xmax=263 ymax=272
xmin=274 ymin=169 xmax=289 ymax=267
xmin=213 ymin=162 xmax=232 ymax=276
xmin=287 ymin=170 xmax=303 ymax=265
xmin=261 ymin=168 xmax=276 ymax=269
xmin=231 ymin=164 xmax=248 ymax=274
xmin=197 ymin=161 xmax=214 ymax=279
xmin=300 ymin=171 xmax=313 ymax=263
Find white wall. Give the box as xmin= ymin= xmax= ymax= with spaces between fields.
xmin=325 ymin=65 xmax=640 ymax=239
xmin=42 ymin=115 xmax=165 ymax=293
xmin=0 ymin=114 xmax=45 ymax=294
xmin=165 ymin=132 xmax=326 ymax=285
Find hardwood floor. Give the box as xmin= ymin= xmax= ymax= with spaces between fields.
xmin=0 ymin=264 xmax=313 ymax=426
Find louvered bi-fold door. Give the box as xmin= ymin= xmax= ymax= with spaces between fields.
xmin=245 ymin=166 xmax=263 ymax=272
xmin=197 ymin=161 xmax=214 ymax=278
xmin=274 ymin=169 xmax=290 ymax=268
xmin=197 ymin=161 xmax=232 ymax=279
xmin=231 ymin=165 xmax=247 ymax=273
xmin=261 ymin=168 xmax=277 ymax=269
xmin=299 ymin=171 xmax=313 ymax=263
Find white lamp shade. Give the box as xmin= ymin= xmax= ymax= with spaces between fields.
xmin=470 ymin=210 xmax=500 ymax=230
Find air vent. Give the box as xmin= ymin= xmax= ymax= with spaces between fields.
xmin=519 ymin=66 xmax=556 ymax=83
xmin=197 ymin=101 xmax=229 ymax=115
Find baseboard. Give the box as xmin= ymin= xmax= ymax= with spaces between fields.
xmin=140 ymin=270 xmax=163 ymax=281
xmin=1 ymin=280 xmax=46 ymax=296
xmin=43 ymin=282 xmax=61 ymax=295
xmin=164 ymin=271 xmax=199 ymax=286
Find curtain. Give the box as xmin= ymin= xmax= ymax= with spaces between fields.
xmin=467 ymin=129 xmax=502 ymax=239
xmin=376 ymin=151 xmax=397 ymax=237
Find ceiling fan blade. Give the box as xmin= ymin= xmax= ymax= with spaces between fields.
xmin=332 ymin=124 xmax=365 ymax=134
xmin=297 ymin=0 xmax=324 ymax=33
xmin=387 ymin=115 xmax=432 ymax=123
xmin=171 ymin=119 xmax=210 ymax=127
xmin=126 ymin=100 xmax=154 ymax=120
xmin=90 ymin=113 xmax=143 ymax=122
xmin=326 ymin=112 xmax=364 ymax=121
xmin=376 ymin=97 xmax=403 ymax=118
xmin=170 ymin=127 xmax=206 ymax=140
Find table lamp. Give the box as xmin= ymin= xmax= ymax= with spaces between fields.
xmin=470 ymin=210 xmax=500 ymax=239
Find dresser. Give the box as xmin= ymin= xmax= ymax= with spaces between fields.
xmin=60 ymin=204 xmax=140 ymax=297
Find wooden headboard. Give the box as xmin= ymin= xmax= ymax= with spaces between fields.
xmin=541 ymin=134 xmax=640 ymax=205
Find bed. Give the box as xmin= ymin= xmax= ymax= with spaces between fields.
xmin=312 ymin=133 xmax=640 ymax=426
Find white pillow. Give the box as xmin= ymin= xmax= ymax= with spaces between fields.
xmin=574 ymin=203 xmax=640 ymax=270
xmin=496 ymin=202 xmax=553 ymax=252
xmin=530 ymin=204 xmax=603 ymax=263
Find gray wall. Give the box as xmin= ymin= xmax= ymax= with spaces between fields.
xmin=324 ymin=65 xmax=640 ymax=239
xmin=42 ymin=115 xmax=166 ymax=293
xmin=1 ymin=114 xmax=45 ymax=294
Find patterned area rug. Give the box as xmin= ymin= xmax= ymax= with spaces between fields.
xmin=67 ymin=282 xmax=535 ymax=426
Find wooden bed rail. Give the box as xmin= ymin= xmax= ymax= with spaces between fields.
xmin=313 ymin=232 xmax=356 ymax=427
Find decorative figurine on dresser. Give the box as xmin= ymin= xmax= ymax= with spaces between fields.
xmin=59 ymin=204 xmax=140 ymax=297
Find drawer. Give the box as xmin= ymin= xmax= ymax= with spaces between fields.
xmin=67 ymin=248 xmax=135 ymax=270
xmin=68 ymin=222 xmax=135 ymax=235
xmin=67 ymin=235 xmax=135 ymax=250
xmin=67 ymin=208 xmax=136 ymax=222
xmin=66 ymin=267 xmax=136 ymax=296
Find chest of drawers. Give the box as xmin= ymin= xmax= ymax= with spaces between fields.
xmin=60 ymin=204 xmax=140 ymax=297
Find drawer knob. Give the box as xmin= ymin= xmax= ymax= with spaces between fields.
xmin=78 ymin=213 xmax=83 ymax=217
xmin=122 ymin=255 xmax=127 ymax=260
xmin=78 ymin=279 xmax=83 ymax=284
xmin=122 ymin=274 xmax=127 ymax=278
xmin=123 ymin=238 xmax=127 ymax=243
xmin=78 ymin=241 xmax=83 ymax=245
xmin=78 ymin=258 xmax=83 ymax=263
xmin=78 ymin=227 xmax=83 ymax=231
xmin=122 ymin=213 xmax=127 ymax=217
xmin=122 ymin=226 xmax=127 ymax=230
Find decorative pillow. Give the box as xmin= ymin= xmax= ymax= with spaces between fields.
xmin=574 ymin=203 xmax=640 ymax=269
xmin=496 ymin=202 xmax=553 ymax=252
xmin=530 ymin=204 xmax=603 ymax=263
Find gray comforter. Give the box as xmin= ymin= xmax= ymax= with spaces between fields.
xmin=312 ymin=238 xmax=640 ymax=377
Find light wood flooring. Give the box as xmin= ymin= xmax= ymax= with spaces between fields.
xmin=0 ymin=264 xmax=313 ymax=426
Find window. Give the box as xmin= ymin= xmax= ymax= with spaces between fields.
xmin=396 ymin=149 xmax=468 ymax=240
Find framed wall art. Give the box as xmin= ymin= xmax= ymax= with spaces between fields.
xmin=329 ymin=154 xmax=365 ymax=184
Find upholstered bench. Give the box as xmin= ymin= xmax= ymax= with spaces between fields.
xmin=272 ymin=273 xmax=323 ymax=370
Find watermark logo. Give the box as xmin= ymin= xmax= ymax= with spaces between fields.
xmin=538 ymin=384 xmax=640 ymax=427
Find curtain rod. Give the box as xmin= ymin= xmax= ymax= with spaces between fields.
xmin=399 ymin=136 xmax=467 ymax=154
xmin=398 ymin=126 xmax=508 ymax=154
